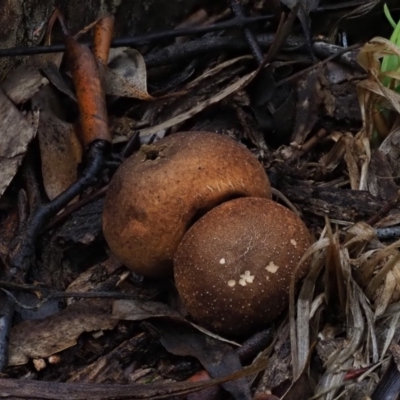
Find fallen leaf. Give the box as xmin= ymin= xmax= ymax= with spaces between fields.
xmin=151 ymin=320 xmax=252 ymax=400
xmin=0 ymin=87 xmax=36 ymax=199
xmin=137 ymin=70 xmax=257 ymax=138
xmin=104 ymin=48 xmax=153 ymax=100
xmin=1 ymin=65 xmax=49 ymax=104
xmin=8 ymin=299 xmax=117 ymax=366
xmin=113 ymin=299 xmax=240 ymax=346
xmin=33 ymin=85 xmax=82 ymax=200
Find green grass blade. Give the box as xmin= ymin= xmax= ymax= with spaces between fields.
xmin=384 ymin=3 xmax=397 ymax=29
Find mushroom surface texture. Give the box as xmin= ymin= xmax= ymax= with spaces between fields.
xmin=102 ymin=131 xmax=272 ymax=277
xmin=174 ymin=197 xmax=312 ymax=337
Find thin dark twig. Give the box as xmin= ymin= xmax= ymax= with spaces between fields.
xmin=257 ymin=5 xmax=299 ymax=72
xmin=11 ymin=140 xmax=110 ymax=277
xmin=0 ymin=288 xmax=143 ymax=311
xmin=44 ymin=184 xmax=109 ymax=232
xmin=121 ymin=131 xmax=141 ymax=158
xmin=375 ymin=226 xmax=400 ymax=241
xmin=46 ymin=132 xmax=159 ymax=232
xmin=0 ymin=0 xmax=373 ymax=59
xmin=0 ymin=15 xmax=274 ymax=58
xmin=45 ymin=132 xmax=155 ymax=232
xmin=144 ymin=33 xmax=303 ymax=67
xmin=275 ymin=43 xmax=362 ymax=86
xmin=0 ymin=280 xmax=133 ymax=302
xmin=229 ymin=0 xmax=264 ymax=65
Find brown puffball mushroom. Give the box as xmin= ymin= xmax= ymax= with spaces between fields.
xmin=174 ymin=197 xmax=311 ymax=337
xmin=102 ymin=132 xmax=271 ymax=277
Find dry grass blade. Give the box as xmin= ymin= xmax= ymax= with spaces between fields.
xmin=366 ymin=253 xmax=400 ymax=298
xmin=357 ymin=37 xmax=400 ymax=74
xmin=0 ymin=357 xmax=269 ymax=399
xmin=325 ymin=252 xmax=365 ymax=371
xmin=358 ymin=238 xmax=400 ymax=288
xmin=137 ymin=70 xmax=257 ymax=138
xmin=324 ymin=221 xmax=346 ymax=316
xmin=290 ymin=236 xmax=330 ymax=378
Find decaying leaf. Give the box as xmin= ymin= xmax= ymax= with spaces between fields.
xmin=33 ymin=85 xmax=82 ymax=200
xmin=104 ymin=48 xmax=154 ymax=100
xmin=112 ymin=299 xmax=240 ymax=346
xmin=137 ymin=70 xmax=256 ymax=138
xmin=291 ymin=68 xmax=322 ymax=144
xmin=1 ymin=65 xmax=49 ymax=104
xmin=151 ymin=320 xmax=252 ymax=400
xmin=8 ymin=299 xmax=117 ymax=366
xmin=112 ymin=299 xmax=184 ymax=321
xmin=0 ymin=87 xmax=36 ymax=199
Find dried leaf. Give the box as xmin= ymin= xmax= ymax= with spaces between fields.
xmin=291 ymin=237 xmax=330 ymax=377
xmin=1 ymin=65 xmax=49 ymax=104
xmin=137 ymin=70 xmax=257 ymax=138
xmin=113 ymin=299 xmax=240 ymax=346
xmin=291 ymin=68 xmax=322 ymax=144
xmin=357 ymin=37 xmax=400 ymax=74
xmin=33 ymin=86 xmax=82 ymax=200
xmin=41 ymin=62 xmax=77 ymax=102
xmin=104 ymin=48 xmax=153 ymax=100
xmin=358 ymin=79 xmax=400 ymax=114
xmin=112 ymin=299 xmax=183 ymax=321
xmin=0 ymin=87 xmax=36 ymax=199
xmin=8 ymin=300 xmax=117 ymax=366
xmin=151 ymin=320 xmax=252 ymax=400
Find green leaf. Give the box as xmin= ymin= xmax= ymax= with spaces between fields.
xmin=381 ymin=4 xmax=400 ymax=87
xmin=384 ymin=3 xmax=397 ymax=29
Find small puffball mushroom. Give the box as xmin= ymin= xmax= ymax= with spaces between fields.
xmin=102 ymin=132 xmax=271 ymax=277
xmin=174 ymin=197 xmax=311 ymax=337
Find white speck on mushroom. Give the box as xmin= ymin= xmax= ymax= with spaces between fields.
xmin=290 ymin=239 xmax=297 ymax=246
xmin=227 ymin=280 xmax=236 ymax=287
xmin=239 ymin=270 xmax=254 ymax=286
xmin=219 ymin=258 xmax=226 ymax=265
xmin=266 ymin=261 xmax=279 ymax=273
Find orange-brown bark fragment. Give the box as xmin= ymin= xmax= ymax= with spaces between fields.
xmin=93 ymin=14 xmax=115 ymax=65
xmin=64 ymin=35 xmax=111 ymax=145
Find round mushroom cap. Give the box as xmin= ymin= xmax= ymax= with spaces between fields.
xmin=174 ymin=197 xmax=312 ymax=337
xmin=102 ymin=132 xmax=271 ymax=277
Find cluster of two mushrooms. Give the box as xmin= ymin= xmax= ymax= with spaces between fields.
xmin=103 ymin=132 xmax=311 ymax=337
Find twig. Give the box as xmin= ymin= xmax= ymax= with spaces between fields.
xmin=287 ymin=128 xmax=328 ymax=165
xmin=375 ymin=226 xmax=400 ymax=241
xmin=144 ymin=33 xmax=303 ymax=67
xmin=276 ymin=43 xmax=362 ymax=86
xmin=0 ymin=16 xmax=274 ymax=58
xmin=11 ymin=140 xmax=110 ymax=278
xmin=0 ymin=288 xmax=145 ymax=311
xmin=44 ymin=184 xmax=109 ymax=232
xmin=229 ymin=0 xmax=264 ymax=65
